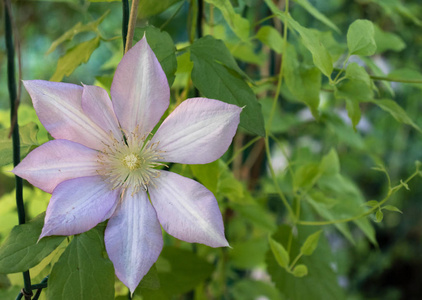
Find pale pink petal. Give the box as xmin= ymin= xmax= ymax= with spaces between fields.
xmin=110 ymin=37 xmax=170 ymax=136
xmin=151 ymin=98 xmax=241 ymax=164
xmin=81 ymin=84 xmax=122 ymax=140
xmin=149 ymin=171 xmax=229 ymax=248
xmin=105 ymin=189 xmax=163 ymax=294
xmin=40 ymin=176 xmax=120 ymax=238
xmin=23 ymin=80 xmax=113 ymax=150
xmin=12 ymin=140 xmax=99 ymax=193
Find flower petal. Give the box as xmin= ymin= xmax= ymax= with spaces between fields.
xmin=105 ymin=189 xmax=163 ymax=294
xmin=151 ymin=98 xmax=241 ymax=164
xmin=23 ymin=80 xmax=112 ymax=150
xmin=110 ymin=37 xmax=169 ymax=136
xmin=81 ymin=84 xmax=122 ymax=140
xmin=40 ymin=176 xmax=120 ymax=238
xmin=12 ymin=140 xmax=99 ymax=193
xmin=149 ymin=171 xmax=229 ymax=248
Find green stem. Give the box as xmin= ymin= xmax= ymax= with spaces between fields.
xmin=289 ymin=252 xmax=303 ymax=271
xmin=4 ymin=2 xmax=32 ymax=299
xmin=225 ymin=136 xmax=261 ymax=167
xmin=265 ymin=0 xmax=295 ymax=221
xmin=297 ymin=169 xmax=419 ymax=226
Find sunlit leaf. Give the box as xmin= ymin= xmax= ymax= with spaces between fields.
xmin=347 ymin=19 xmax=377 ymax=56
xmin=269 ymin=237 xmax=290 ymax=268
xmin=205 ymin=0 xmax=250 ymax=41
xmin=0 ymin=122 xmax=39 ymax=167
xmin=292 ymin=264 xmax=308 ymax=277
xmin=382 ymin=205 xmax=403 ymax=214
xmin=300 ymin=230 xmax=321 ymax=256
xmin=373 ymin=25 xmax=405 ymax=53
xmin=46 ymin=11 xmax=108 ymax=54
xmin=256 ymin=26 xmax=284 ymax=54
xmin=50 ymin=37 xmax=101 ymax=82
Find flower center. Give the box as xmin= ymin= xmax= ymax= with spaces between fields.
xmin=96 ymin=131 xmax=165 ymax=194
xmin=122 ymin=153 xmax=141 ymax=171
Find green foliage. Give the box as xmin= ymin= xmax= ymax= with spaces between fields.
xmin=50 ymin=37 xmax=101 ymax=82
xmin=269 ymin=236 xmax=290 ymax=268
xmin=267 ymin=226 xmax=345 ymax=300
xmin=347 ymin=19 xmax=377 ymax=56
xmin=137 ymin=247 xmax=214 ymax=299
xmin=300 ymin=230 xmax=322 ymax=256
xmin=47 ymin=226 xmax=115 ymax=300
xmin=190 ymin=36 xmax=265 ymax=136
xmin=0 ymin=123 xmax=39 ymax=167
xmin=138 ymin=0 xmax=184 ymax=18
xmin=0 ymin=213 xmax=64 ymax=274
xmin=256 ymin=26 xmax=283 ymax=54
xmin=204 ymin=0 xmax=250 ymax=41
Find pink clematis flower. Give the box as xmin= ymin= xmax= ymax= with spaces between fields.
xmin=13 ymin=37 xmax=241 ymax=293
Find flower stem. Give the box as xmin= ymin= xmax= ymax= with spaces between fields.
xmin=4 ymin=1 xmax=32 ymax=299
xmin=125 ymin=0 xmax=140 ymax=53
xmin=122 ymin=0 xmax=129 ymax=52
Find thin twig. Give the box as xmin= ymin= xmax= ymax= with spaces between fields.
xmin=125 ymin=0 xmax=140 ymax=53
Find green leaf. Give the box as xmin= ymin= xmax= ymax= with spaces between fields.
xmin=347 ymin=19 xmax=377 ymax=56
xmin=335 ymin=63 xmax=374 ymax=102
xmin=371 ymin=99 xmax=421 ymax=132
xmin=232 ymin=280 xmax=283 ymax=300
xmin=138 ymin=0 xmax=183 ymax=18
xmin=46 ymin=11 xmax=108 ymax=54
xmin=190 ymin=161 xmax=220 ymax=194
xmin=256 ymin=26 xmax=284 ymax=54
xmin=134 ymin=26 xmax=177 ymax=86
xmin=204 ymin=0 xmax=250 ymax=41
xmin=382 ymin=205 xmax=403 ymax=214
xmin=345 ymin=99 xmax=361 ymax=131
xmin=190 ymin=36 xmax=265 ymax=136
xmin=230 ymin=236 xmax=268 ymax=269
xmin=294 ymin=0 xmax=340 ymax=33
xmin=0 ymin=213 xmax=65 ymax=274
xmin=364 ymin=200 xmax=379 ymax=208
xmin=373 ymin=25 xmax=406 ymax=53
xmin=283 ymin=44 xmax=321 ymax=118
xmin=269 ymin=237 xmax=290 ymax=268
xmin=266 ymin=226 xmax=345 ymax=300
xmin=320 ymin=148 xmax=340 ymax=176
xmin=47 ymin=227 xmax=115 ymax=300
xmin=50 ymin=37 xmax=100 ymax=82
xmin=300 ymin=230 xmax=322 ymax=256
xmin=229 ymin=202 xmax=276 ymax=231
xmin=139 ymin=247 xmax=214 ymax=298
xmin=375 ymin=210 xmax=384 ymax=223
xmin=294 ymin=162 xmax=322 ymax=190
xmin=0 ymin=122 xmax=39 ymax=167
xmin=264 ymin=0 xmax=333 ymax=77
xmin=292 ymin=264 xmax=308 ymax=277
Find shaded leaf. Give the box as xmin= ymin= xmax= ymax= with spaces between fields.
xmin=138 ymin=0 xmax=183 ymax=18
xmin=294 ymin=0 xmax=340 ymax=33
xmin=375 ymin=210 xmax=384 ymax=223
xmin=373 ymin=25 xmax=406 ymax=53
xmin=371 ymin=99 xmax=421 ymax=132
xmin=190 ymin=36 xmax=265 ymax=136
xmin=0 ymin=213 xmax=65 ymax=274
xmin=47 ymin=227 xmax=115 ymax=300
